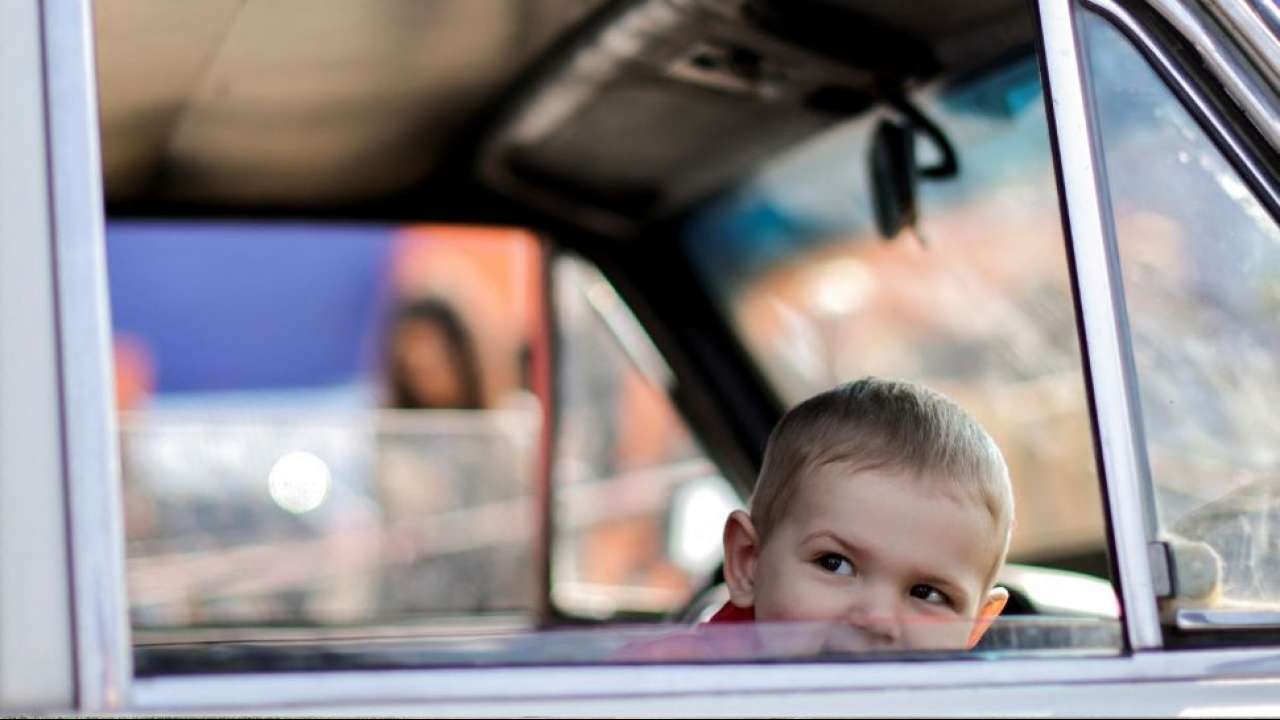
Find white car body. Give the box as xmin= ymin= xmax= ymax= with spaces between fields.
xmin=5 ymin=0 xmax=1280 ymax=716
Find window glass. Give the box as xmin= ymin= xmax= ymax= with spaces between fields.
xmin=550 ymin=254 xmax=740 ymax=619
xmin=112 ymin=223 xmax=545 ymax=638
xmin=684 ymin=55 xmax=1109 ymax=579
xmin=1082 ymin=13 xmax=1280 ymax=614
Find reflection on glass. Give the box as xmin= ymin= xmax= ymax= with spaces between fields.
xmin=684 ymin=55 xmax=1105 ymax=574
xmin=133 ymin=615 xmax=1122 ymax=674
xmin=1083 ymin=13 xmax=1280 ymax=612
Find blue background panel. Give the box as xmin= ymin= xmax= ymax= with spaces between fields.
xmin=107 ymin=222 xmax=395 ymax=393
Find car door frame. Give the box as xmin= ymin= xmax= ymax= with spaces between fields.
xmin=0 ymin=0 xmax=129 ymax=714
xmin=1041 ymin=0 xmax=1280 ymax=652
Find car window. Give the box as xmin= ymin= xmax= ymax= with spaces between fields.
xmin=550 ymin=254 xmax=740 ymax=619
xmin=113 ymin=223 xmax=546 ymax=639
xmin=1080 ymin=11 xmax=1280 ymax=623
xmin=684 ymin=54 xmax=1111 ymax=582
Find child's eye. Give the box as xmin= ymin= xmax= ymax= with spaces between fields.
xmin=815 ymin=553 xmax=856 ymax=576
xmin=909 ymin=584 xmax=951 ymax=606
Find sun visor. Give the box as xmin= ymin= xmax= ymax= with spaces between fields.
xmin=478 ymin=0 xmax=878 ymax=237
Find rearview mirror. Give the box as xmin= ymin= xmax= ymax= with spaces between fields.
xmin=869 ymin=95 xmax=960 ymax=240
xmin=869 ymin=119 xmax=918 ymax=239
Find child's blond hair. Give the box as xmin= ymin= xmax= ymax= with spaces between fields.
xmin=751 ymin=378 xmax=1014 ymax=581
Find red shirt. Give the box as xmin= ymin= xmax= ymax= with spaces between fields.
xmin=707 ymin=601 xmax=754 ymax=624
xmin=612 ymin=602 xmax=760 ymax=661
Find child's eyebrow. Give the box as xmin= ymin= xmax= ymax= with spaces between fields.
xmin=800 ymin=530 xmax=869 ymax=558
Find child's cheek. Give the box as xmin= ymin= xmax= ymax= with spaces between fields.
xmin=753 ymin=619 xmax=831 ymax=657
xmin=757 ymin=583 xmax=852 ymax=625
xmin=901 ymin=615 xmax=972 ymax=651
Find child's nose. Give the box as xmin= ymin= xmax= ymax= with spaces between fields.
xmin=843 ymin=591 xmax=902 ymax=647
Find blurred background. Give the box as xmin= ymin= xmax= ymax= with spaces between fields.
xmin=111 ymin=222 xmax=729 ymax=636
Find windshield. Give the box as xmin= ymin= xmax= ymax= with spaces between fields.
xmin=684 ymin=56 xmax=1107 ymax=570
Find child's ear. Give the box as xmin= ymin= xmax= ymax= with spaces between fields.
xmin=722 ymin=510 xmax=761 ymax=609
xmin=965 ymin=586 xmax=1009 ymax=649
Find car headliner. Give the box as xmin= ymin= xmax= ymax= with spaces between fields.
xmin=95 ymin=0 xmax=606 ymax=211
xmin=95 ymin=0 xmax=1031 ymax=221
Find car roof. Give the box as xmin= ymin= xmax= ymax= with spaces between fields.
xmin=97 ymin=0 xmax=1032 ymax=226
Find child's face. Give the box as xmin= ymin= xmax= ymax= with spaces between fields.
xmin=725 ymin=463 xmax=1007 ymax=654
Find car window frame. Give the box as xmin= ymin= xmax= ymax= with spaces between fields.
xmin=1 ymin=0 xmax=81 ymax=711
xmin=1067 ymin=0 xmax=1280 ymax=648
xmin=0 ymin=0 xmax=130 ymax=713
xmin=1038 ymin=0 xmax=1280 ymax=654
xmin=14 ymin=0 xmax=1280 ymax=715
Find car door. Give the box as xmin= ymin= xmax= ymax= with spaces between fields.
xmin=6 ymin=0 xmax=1280 ymax=716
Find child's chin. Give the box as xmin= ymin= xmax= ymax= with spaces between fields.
xmin=754 ymin=621 xmax=973 ymax=658
xmin=751 ymin=621 xmax=829 ymax=657
xmin=754 ymin=621 xmax=884 ymax=657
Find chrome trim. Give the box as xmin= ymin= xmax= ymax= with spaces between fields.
xmin=1083 ymin=0 xmax=1280 ymax=214
xmin=1142 ymin=0 xmax=1280 ymax=152
xmin=40 ymin=0 xmax=132 ymax=711
xmin=1178 ymin=610 xmax=1280 ymax=629
xmin=1245 ymin=0 xmax=1280 ymax=41
xmin=0 ymin=0 xmax=75 ymax=710
xmin=1200 ymin=0 xmax=1280 ymax=101
xmin=1036 ymin=0 xmax=1164 ymax=650
xmin=1148 ymin=542 xmax=1173 ymax=598
xmin=129 ymin=646 xmax=1280 ymax=714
